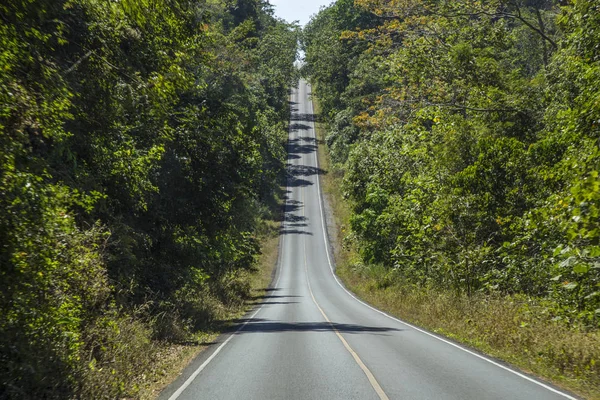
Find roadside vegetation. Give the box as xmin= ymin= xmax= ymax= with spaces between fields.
xmin=0 ymin=0 xmax=296 ymax=398
xmin=304 ymin=0 xmax=600 ymax=398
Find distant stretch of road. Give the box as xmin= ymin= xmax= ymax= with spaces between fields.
xmin=158 ymin=80 xmax=579 ymax=400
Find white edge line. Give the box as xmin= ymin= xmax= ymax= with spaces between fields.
xmin=168 ymin=229 xmax=286 ymax=400
xmin=167 ymin=87 xmax=297 ymax=400
xmin=167 ymin=306 xmax=263 ymax=400
xmin=305 ymin=81 xmax=579 ymax=400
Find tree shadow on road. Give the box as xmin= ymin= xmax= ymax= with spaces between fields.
xmin=231 ymin=318 xmax=404 ymax=336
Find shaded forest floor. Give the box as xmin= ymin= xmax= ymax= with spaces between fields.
xmin=312 ymin=98 xmax=600 ymax=400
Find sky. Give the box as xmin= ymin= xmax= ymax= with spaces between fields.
xmin=270 ymin=0 xmax=334 ymax=27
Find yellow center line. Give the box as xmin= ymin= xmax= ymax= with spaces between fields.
xmin=300 ymin=165 xmax=390 ymax=400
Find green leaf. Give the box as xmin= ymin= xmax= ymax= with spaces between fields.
xmin=553 ymin=245 xmax=563 ymax=257
xmin=559 ymin=256 xmax=576 ymax=268
xmin=573 ymin=264 xmax=590 ymax=274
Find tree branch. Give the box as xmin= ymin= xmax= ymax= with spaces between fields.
xmin=62 ymin=50 xmax=94 ymax=76
xmin=378 ymin=6 xmax=558 ymax=50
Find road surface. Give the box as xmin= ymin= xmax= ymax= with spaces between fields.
xmin=158 ymin=80 xmax=578 ymax=400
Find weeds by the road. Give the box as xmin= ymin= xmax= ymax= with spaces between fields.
xmin=312 ymin=96 xmax=600 ymax=400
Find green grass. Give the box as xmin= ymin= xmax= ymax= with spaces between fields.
xmin=312 ymin=96 xmax=600 ymax=400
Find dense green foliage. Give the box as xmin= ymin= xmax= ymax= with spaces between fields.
xmin=0 ymin=0 xmax=297 ymax=397
xmin=303 ymin=0 xmax=599 ymax=324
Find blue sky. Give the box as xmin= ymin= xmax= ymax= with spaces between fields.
xmin=270 ymin=0 xmax=334 ymax=27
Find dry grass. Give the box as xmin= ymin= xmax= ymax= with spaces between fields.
xmin=138 ymin=340 xmax=213 ymax=400
xmin=249 ymin=218 xmax=282 ymax=297
xmin=312 ymin=96 xmax=600 ymax=400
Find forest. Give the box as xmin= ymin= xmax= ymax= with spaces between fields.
xmin=3 ymin=0 xmax=600 ymax=397
xmin=304 ymin=0 xmax=599 ymax=324
xmin=303 ymin=0 xmax=599 ymax=392
xmin=0 ymin=0 xmax=297 ymax=398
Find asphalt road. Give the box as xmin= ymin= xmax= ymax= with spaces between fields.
xmin=159 ymin=80 xmax=578 ymax=400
